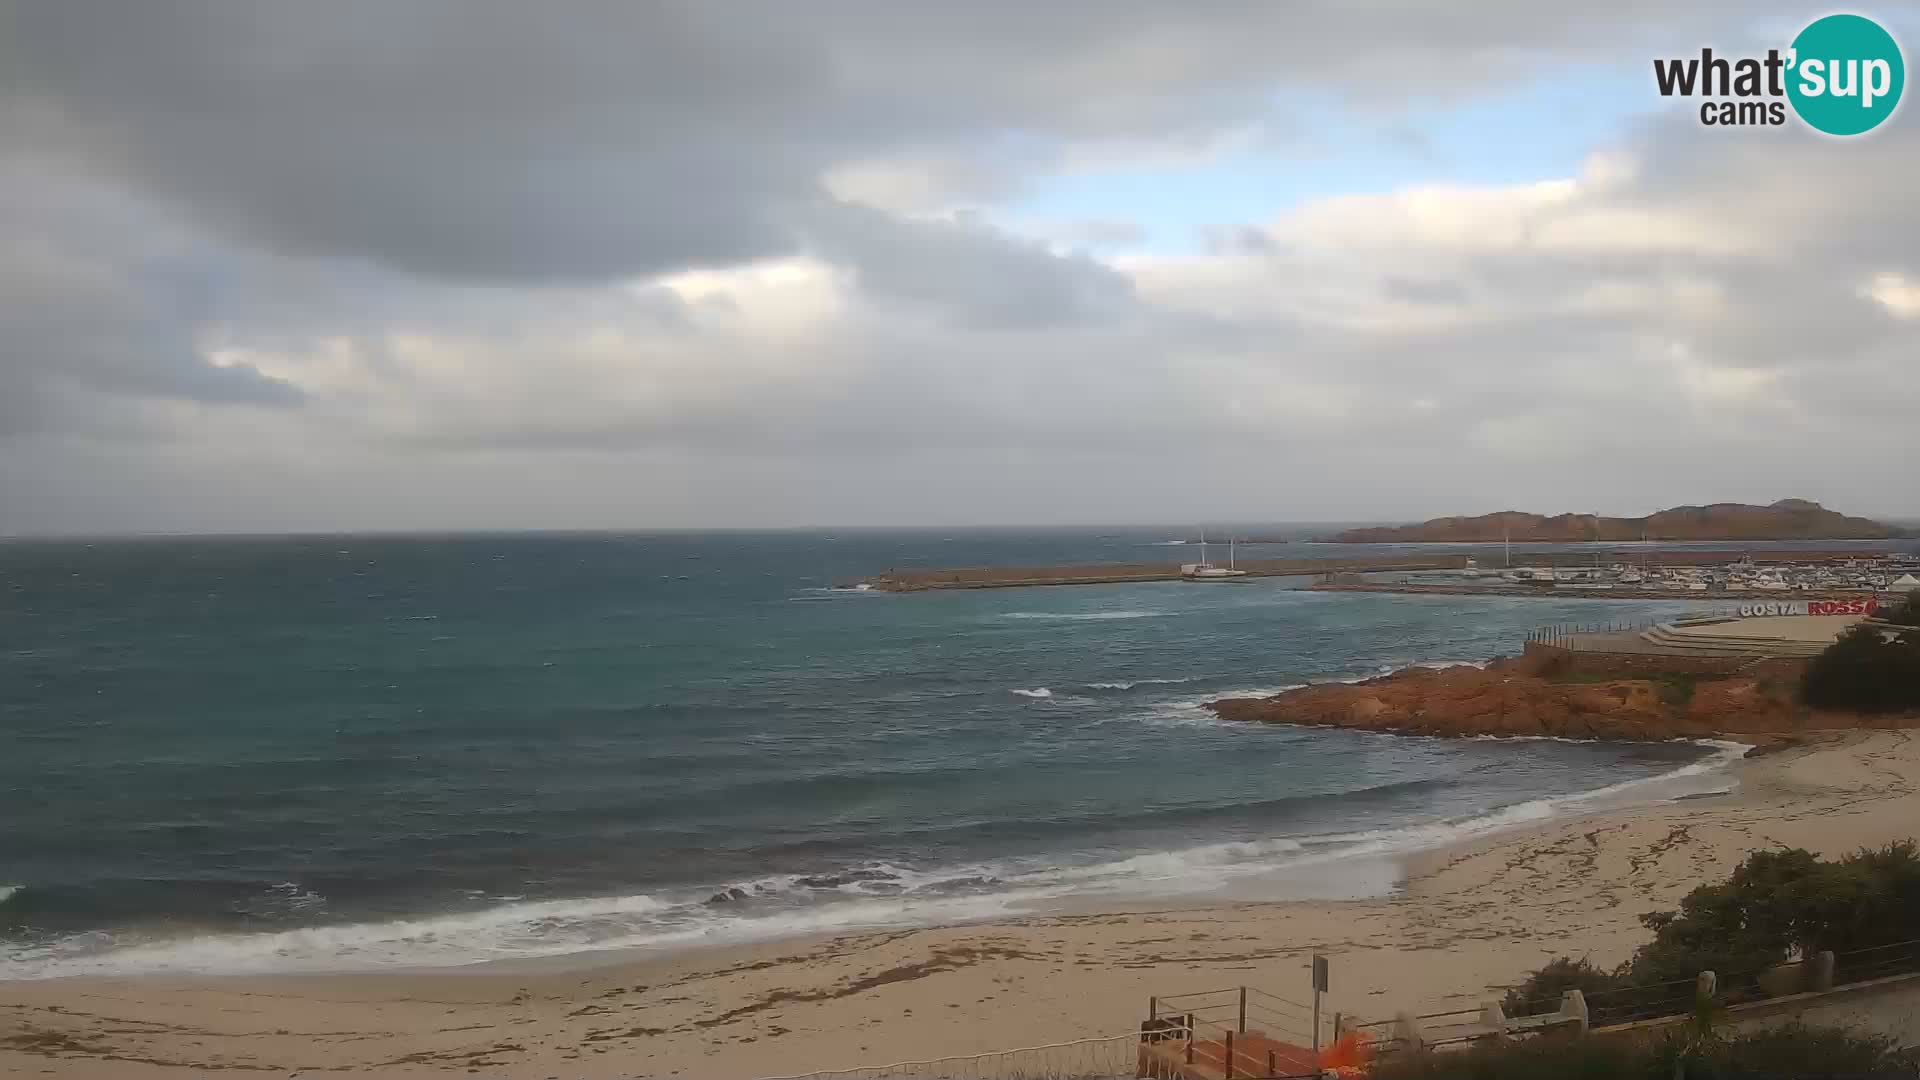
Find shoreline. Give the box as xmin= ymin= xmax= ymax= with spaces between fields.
xmin=10 ymin=731 xmax=1918 ymax=1078
xmin=0 ymin=725 xmax=1723 ymax=984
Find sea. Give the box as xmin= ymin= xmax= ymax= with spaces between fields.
xmin=7 ymin=526 xmax=1892 ymax=981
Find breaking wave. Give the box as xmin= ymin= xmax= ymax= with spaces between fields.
xmin=0 ymin=736 xmax=1745 ymax=980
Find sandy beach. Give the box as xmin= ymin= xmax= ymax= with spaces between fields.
xmin=3 ymin=730 xmax=1916 ymax=1078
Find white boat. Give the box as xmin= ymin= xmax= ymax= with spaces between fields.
xmin=1181 ymin=531 xmax=1249 ymax=580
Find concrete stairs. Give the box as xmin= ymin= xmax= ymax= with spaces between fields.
xmin=1638 ymin=622 xmax=1830 ymax=658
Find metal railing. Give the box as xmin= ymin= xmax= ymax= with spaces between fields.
xmin=1144 ymin=987 xmax=1327 ymax=1078
xmin=1405 ymin=937 xmax=1920 ymax=1053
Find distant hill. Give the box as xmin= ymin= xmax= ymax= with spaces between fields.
xmin=1326 ymin=499 xmax=1904 ymax=543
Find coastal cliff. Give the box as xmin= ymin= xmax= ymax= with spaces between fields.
xmin=1203 ymin=658 xmax=1903 ymax=744
xmin=1326 ymin=499 xmax=1899 ymax=544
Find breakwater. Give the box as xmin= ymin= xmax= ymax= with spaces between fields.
xmin=852 ymin=555 xmax=1463 ymax=590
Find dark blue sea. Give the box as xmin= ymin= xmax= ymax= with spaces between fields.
xmin=5 ymin=527 xmax=1856 ymax=979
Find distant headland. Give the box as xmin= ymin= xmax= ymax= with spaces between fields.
xmin=1325 ymin=499 xmax=1904 ymax=544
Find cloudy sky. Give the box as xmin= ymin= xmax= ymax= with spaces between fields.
xmin=3 ymin=2 xmax=1918 ymax=535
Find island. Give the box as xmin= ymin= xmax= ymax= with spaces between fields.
xmin=1324 ymin=499 xmax=1900 ymax=544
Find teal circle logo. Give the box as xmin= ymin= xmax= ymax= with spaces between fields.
xmin=1787 ymin=14 xmax=1905 ymax=135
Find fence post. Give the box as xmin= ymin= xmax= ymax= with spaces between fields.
xmin=1149 ymin=995 xmax=1158 ymax=1022
xmin=1480 ymin=1000 xmax=1508 ymax=1041
xmin=1392 ymin=1012 xmax=1427 ymax=1055
xmin=1560 ymin=988 xmax=1589 ymax=1033
xmin=1238 ymin=985 xmax=1247 ymax=1033
xmin=1224 ymin=1029 xmax=1235 ymax=1079
xmin=1813 ymin=951 xmax=1836 ymax=992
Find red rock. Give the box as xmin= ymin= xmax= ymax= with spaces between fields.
xmin=1199 ymin=661 xmax=1889 ymax=744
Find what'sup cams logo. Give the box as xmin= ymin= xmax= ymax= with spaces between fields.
xmin=1654 ymin=13 xmax=1905 ymax=135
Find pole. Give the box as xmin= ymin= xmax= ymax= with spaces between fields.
xmin=1313 ymin=988 xmax=1321 ymax=1066
xmin=1224 ymin=1029 xmax=1235 ymax=1079
xmin=1238 ymin=986 xmax=1246 ymax=1033
xmin=1311 ymin=954 xmax=1329 ymax=1066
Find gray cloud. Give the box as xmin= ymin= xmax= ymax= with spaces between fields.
xmin=1 ymin=1 xmax=1917 ymax=533
xmin=4 ymin=0 xmax=1809 ymax=284
xmin=0 ymin=164 xmax=301 ymax=439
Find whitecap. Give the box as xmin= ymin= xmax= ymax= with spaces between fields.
xmin=1010 ymin=687 xmax=1053 ymax=699
xmin=1084 ymin=677 xmax=1197 ymax=691
xmin=1000 ymin=610 xmax=1167 ymax=622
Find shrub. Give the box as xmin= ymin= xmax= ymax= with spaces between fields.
xmin=1367 ymin=1025 xmax=1919 ymax=1080
xmin=1502 ymin=843 xmax=1920 ymax=1026
xmin=1500 ymin=957 xmax=1619 ymax=1018
xmin=1646 ymin=1022 xmax=1920 ymax=1080
xmin=1798 ymin=624 xmax=1920 ymax=712
xmin=1882 ymin=589 xmax=1920 ymax=627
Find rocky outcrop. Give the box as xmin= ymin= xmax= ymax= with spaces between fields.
xmin=1327 ymin=499 xmax=1899 ymax=544
xmin=1202 ymin=658 xmax=1856 ymax=744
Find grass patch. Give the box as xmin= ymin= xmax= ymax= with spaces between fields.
xmin=1544 ymin=670 xmax=1697 ymax=707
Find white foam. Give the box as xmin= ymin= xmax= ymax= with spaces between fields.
xmin=1128 ymin=685 xmax=1307 ymax=729
xmin=1000 ymin=610 xmax=1167 ymax=621
xmin=1085 ymin=677 xmax=1196 ymax=691
xmin=1318 ymin=658 xmax=1496 ymax=686
xmin=0 ymin=738 xmax=1751 ymax=981
xmin=0 ymin=891 xmax=681 ymax=980
xmin=1010 ymin=687 xmax=1053 ymax=699
xmin=0 ymin=885 xmax=1068 ymax=981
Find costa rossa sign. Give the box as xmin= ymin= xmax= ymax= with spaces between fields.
xmin=1738 ymin=598 xmax=1878 ymax=617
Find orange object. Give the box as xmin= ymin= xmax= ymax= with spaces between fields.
xmin=1318 ymin=1030 xmax=1373 ymax=1070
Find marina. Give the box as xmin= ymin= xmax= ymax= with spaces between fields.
xmin=852 ymin=548 xmax=1920 ymax=597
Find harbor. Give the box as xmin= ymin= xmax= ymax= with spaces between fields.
xmin=850 ymin=547 xmax=1920 ymax=597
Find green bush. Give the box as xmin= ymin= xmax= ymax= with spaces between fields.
xmin=1647 ymin=1023 xmax=1918 ymax=1080
xmin=1502 ymin=843 xmax=1920 ymax=1024
xmin=1500 ymin=957 xmax=1619 ymax=1018
xmin=1369 ymin=1025 xmax=1918 ymax=1080
xmin=1799 ymin=624 xmax=1920 ymax=712
xmin=1881 ymin=589 xmax=1920 ymax=627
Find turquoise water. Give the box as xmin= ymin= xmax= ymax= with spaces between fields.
xmin=0 ymin=529 xmax=1762 ymax=977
